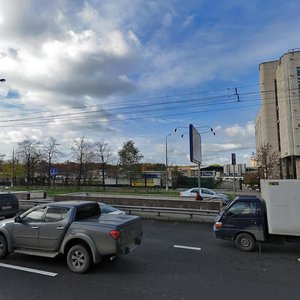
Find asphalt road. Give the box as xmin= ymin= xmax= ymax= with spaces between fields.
xmin=1 ymin=220 xmax=300 ymax=300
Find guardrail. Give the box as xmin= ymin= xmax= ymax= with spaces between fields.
xmin=18 ymin=199 xmax=219 ymax=221
xmin=114 ymin=204 xmax=218 ymax=218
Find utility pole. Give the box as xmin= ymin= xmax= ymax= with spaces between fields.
xmin=12 ymin=147 xmax=15 ymax=187
xmin=232 ymin=153 xmax=236 ymax=197
xmin=165 ymin=134 xmax=171 ymax=192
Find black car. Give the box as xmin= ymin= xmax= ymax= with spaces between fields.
xmin=0 ymin=192 xmax=19 ymax=218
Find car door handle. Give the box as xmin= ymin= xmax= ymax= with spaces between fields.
xmin=31 ymin=226 xmax=39 ymax=229
xmin=56 ymin=226 xmax=65 ymax=230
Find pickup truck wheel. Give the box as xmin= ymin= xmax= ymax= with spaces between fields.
xmin=235 ymin=233 xmax=255 ymax=252
xmin=67 ymin=245 xmax=91 ymax=274
xmin=0 ymin=235 xmax=8 ymax=259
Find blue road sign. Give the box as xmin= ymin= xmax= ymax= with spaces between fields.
xmin=50 ymin=168 xmax=58 ymax=175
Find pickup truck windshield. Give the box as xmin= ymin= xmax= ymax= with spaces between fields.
xmin=74 ymin=204 xmax=101 ymax=221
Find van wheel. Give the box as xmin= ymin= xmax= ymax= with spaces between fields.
xmin=0 ymin=235 xmax=8 ymax=258
xmin=235 ymin=233 xmax=255 ymax=252
xmin=67 ymin=244 xmax=91 ymax=274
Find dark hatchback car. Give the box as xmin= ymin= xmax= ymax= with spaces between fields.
xmin=0 ymin=192 xmax=19 ymax=218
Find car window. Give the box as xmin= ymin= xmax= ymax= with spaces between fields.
xmin=100 ymin=203 xmax=117 ymax=214
xmin=227 ymin=202 xmax=257 ymax=217
xmin=190 ymin=189 xmax=198 ymax=193
xmin=75 ymin=204 xmax=101 ymax=221
xmin=22 ymin=208 xmax=46 ymax=222
xmin=201 ymin=189 xmax=212 ymax=195
xmin=0 ymin=194 xmax=17 ymax=202
xmin=44 ymin=207 xmax=70 ymax=222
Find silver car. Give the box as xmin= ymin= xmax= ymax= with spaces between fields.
xmin=180 ymin=187 xmax=229 ymax=205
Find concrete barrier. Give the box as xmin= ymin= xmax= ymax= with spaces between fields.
xmin=12 ymin=190 xmax=47 ymax=200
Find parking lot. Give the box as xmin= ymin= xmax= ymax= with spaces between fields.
xmin=0 ymin=220 xmax=300 ymax=300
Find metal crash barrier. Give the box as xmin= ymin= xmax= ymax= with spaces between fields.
xmin=18 ymin=200 xmax=218 ymax=222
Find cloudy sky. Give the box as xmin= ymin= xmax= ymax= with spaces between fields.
xmin=0 ymin=0 xmax=300 ymax=167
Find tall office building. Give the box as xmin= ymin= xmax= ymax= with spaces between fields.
xmin=256 ymin=49 xmax=300 ymax=179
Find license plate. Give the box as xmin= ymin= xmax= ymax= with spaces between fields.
xmin=2 ymin=206 xmax=12 ymax=210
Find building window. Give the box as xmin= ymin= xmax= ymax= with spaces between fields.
xmin=297 ymin=67 xmax=300 ymax=99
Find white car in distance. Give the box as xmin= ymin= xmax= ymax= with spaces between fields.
xmin=180 ymin=187 xmax=229 ymax=205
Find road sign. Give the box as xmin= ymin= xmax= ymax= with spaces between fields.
xmin=231 ymin=153 xmax=236 ymax=165
xmin=50 ymin=168 xmax=58 ymax=175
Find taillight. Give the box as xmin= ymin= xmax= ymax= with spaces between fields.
xmin=110 ymin=230 xmax=121 ymax=241
xmin=214 ymin=222 xmax=223 ymax=229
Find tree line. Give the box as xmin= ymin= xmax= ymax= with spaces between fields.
xmin=0 ymin=137 xmax=282 ymax=190
xmin=0 ymin=137 xmax=165 ymax=188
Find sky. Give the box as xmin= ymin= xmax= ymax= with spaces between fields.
xmin=0 ymin=0 xmax=300 ymax=167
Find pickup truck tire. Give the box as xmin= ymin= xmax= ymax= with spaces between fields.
xmin=67 ymin=244 xmax=91 ymax=274
xmin=0 ymin=235 xmax=8 ymax=259
xmin=235 ymin=233 xmax=255 ymax=252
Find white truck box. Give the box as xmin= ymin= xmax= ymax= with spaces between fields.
xmin=260 ymin=179 xmax=300 ymax=236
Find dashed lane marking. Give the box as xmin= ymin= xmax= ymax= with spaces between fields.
xmin=0 ymin=263 xmax=58 ymax=277
xmin=174 ymin=245 xmax=201 ymax=251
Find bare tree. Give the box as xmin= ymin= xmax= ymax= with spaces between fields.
xmin=71 ymin=136 xmax=94 ymax=187
xmin=16 ymin=139 xmax=42 ymax=185
xmin=94 ymin=140 xmax=113 ymax=190
xmin=42 ymin=137 xmax=60 ymax=185
xmin=251 ymin=143 xmax=280 ymax=179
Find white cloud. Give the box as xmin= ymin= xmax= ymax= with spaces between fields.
xmin=183 ymin=15 xmax=194 ymax=28
xmin=1 ymin=0 xmax=299 ymax=167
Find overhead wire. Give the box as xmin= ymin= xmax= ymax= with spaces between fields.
xmin=0 ymin=78 xmax=299 ymax=128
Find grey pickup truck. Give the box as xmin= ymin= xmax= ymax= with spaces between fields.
xmin=0 ymin=201 xmax=142 ymax=273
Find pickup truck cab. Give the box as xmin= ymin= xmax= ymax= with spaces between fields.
xmin=214 ymin=196 xmax=265 ymax=251
xmin=0 ymin=201 xmax=142 ymax=273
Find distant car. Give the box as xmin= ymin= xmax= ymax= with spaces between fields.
xmin=99 ymin=203 xmax=126 ymax=215
xmin=179 ymin=188 xmax=229 ymax=205
xmin=0 ymin=192 xmax=19 ymax=218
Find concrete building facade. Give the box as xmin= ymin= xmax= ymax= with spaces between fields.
xmin=256 ymin=50 xmax=300 ymax=178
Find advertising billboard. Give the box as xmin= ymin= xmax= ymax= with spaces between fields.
xmin=189 ymin=124 xmax=202 ymax=164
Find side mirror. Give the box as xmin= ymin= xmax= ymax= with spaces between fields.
xmin=14 ymin=216 xmax=22 ymax=223
xmin=226 ymin=210 xmax=234 ymax=217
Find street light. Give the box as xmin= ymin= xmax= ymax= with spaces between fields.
xmin=181 ymin=129 xmax=216 ymax=138
xmin=12 ymin=146 xmax=15 ymax=187
xmin=174 ymin=125 xmax=214 ymax=133
xmin=165 ymin=133 xmax=171 ymax=192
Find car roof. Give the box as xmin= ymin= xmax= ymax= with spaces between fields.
xmin=234 ymin=195 xmax=261 ymax=202
xmin=39 ymin=200 xmax=98 ymax=209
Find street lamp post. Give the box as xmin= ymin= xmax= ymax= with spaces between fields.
xmin=174 ymin=125 xmax=213 ymax=133
xmin=165 ymin=133 xmax=171 ymax=192
xmin=181 ymin=129 xmax=216 ymax=138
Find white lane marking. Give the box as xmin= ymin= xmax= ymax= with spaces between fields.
xmin=0 ymin=263 xmax=58 ymax=277
xmin=174 ymin=245 xmax=201 ymax=251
